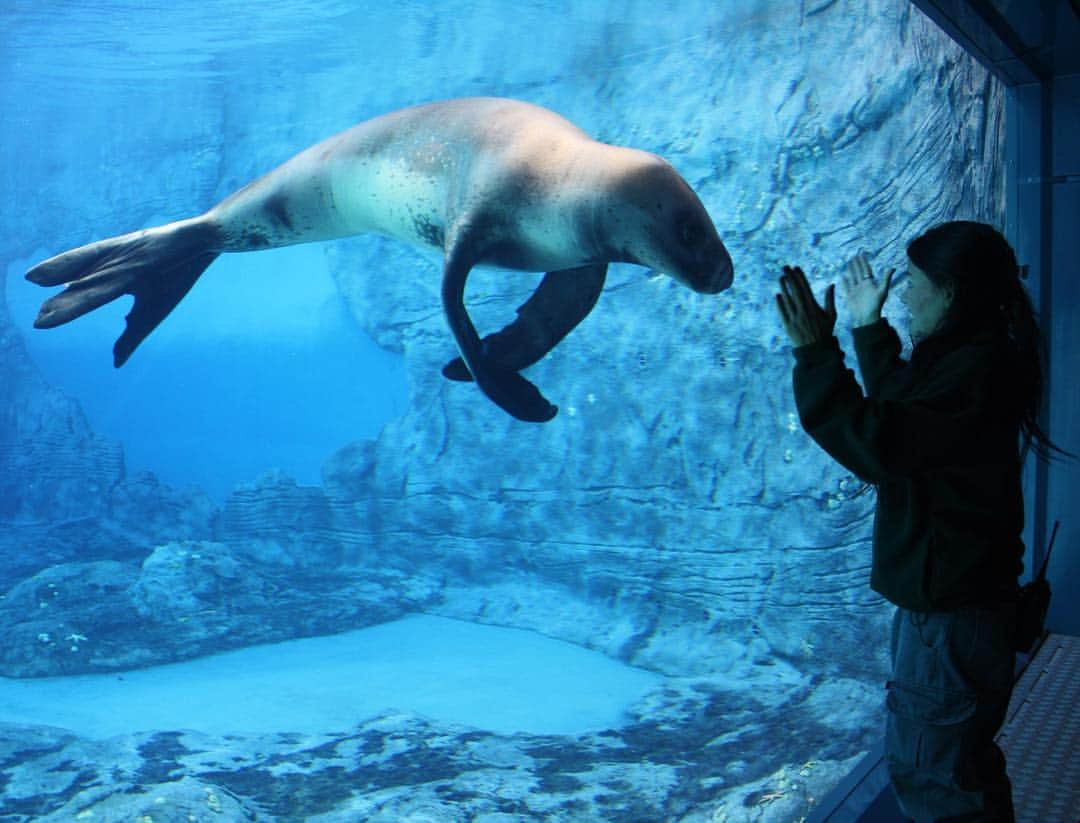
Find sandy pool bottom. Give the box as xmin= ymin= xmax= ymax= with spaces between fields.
xmin=0 ymin=615 xmax=662 ymax=739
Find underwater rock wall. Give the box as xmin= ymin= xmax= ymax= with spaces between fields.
xmin=0 ymin=0 xmax=1004 ymax=684
xmin=0 ymin=285 xmax=120 ymax=524
xmin=0 ymin=277 xmax=216 ymax=592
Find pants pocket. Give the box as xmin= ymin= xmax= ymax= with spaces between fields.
xmin=886 ymin=679 xmax=977 ymax=772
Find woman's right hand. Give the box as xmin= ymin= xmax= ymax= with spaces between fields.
xmin=842 ymin=254 xmax=894 ymax=327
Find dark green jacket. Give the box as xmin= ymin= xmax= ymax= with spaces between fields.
xmin=792 ymin=318 xmax=1024 ymax=611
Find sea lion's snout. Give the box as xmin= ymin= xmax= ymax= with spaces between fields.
xmin=685 ymin=238 xmax=734 ymax=294
xmin=705 ymin=243 xmax=734 ymax=293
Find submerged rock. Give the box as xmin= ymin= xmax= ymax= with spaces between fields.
xmin=0 ymin=540 xmax=443 ymax=677
xmin=0 ymin=669 xmax=875 ymax=822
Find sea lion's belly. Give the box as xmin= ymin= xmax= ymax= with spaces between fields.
xmin=329 ymin=149 xmax=451 ymax=250
xmin=209 ymin=130 xmax=453 ymax=252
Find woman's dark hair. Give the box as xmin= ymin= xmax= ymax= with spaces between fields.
xmin=907 ymin=220 xmax=1066 ymax=461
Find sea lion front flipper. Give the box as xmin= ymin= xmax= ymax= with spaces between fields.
xmin=442 ymin=263 xmax=608 ymax=382
xmin=440 ymin=246 xmax=558 ymax=422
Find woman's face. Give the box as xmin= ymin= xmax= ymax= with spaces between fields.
xmin=900 ymin=262 xmax=953 ymax=342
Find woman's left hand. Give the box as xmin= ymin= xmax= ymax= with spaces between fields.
xmin=776 ymin=265 xmax=836 ymax=347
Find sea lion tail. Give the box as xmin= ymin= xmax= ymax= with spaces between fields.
xmin=26 ymin=218 xmax=220 ymax=367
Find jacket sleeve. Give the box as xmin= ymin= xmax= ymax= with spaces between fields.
xmin=791 ymin=335 xmax=991 ymax=483
xmin=851 ymin=319 xmax=906 ymax=397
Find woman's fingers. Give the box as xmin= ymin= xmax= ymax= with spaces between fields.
xmin=844 ymin=258 xmax=856 ymax=283
xmin=841 ymin=262 xmax=856 ymax=293
xmin=778 ymin=270 xmax=808 ymax=327
xmin=782 ymin=265 xmax=833 ymax=320
xmin=780 ymin=268 xmax=802 ymax=309
xmin=786 ymin=266 xmax=818 ymax=310
xmin=847 ymin=254 xmax=873 ymax=283
xmin=778 ymin=266 xmax=837 ymax=346
xmin=775 ymin=292 xmax=792 ymax=326
xmin=776 ymin=287 xmax=805 ymax=343
xmin=844 ymin=257 xmax=859 ymax=285
xmin=777 ymin=273 xmax=799 ymax=317
xmin=880 ymin=267 xmax=895 ymax=296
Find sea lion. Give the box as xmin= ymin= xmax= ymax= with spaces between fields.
xmin=26 ymin=97 xmax=733 ymax=422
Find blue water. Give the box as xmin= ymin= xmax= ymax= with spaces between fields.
xmin=0 ymin=0 xmax=644 ymax=498
xmin=7 ymin=245 xmax=406 ymax=500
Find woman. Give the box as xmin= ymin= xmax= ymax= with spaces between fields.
xmin=775 ymin=221 xmax=1054 ymax=822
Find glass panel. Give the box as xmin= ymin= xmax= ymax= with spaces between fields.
xmin=0 ymin=1 xmax=1004 ymax=819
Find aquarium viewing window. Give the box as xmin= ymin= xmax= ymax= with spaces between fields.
xmin=2 ymin=1 xmax=1077 ymax=821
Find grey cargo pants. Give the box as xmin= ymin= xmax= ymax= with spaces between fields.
xmin=885 ymin=605 xmax=1017 ymax=822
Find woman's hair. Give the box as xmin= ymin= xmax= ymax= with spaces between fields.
xmin=907 ymin=220 xmax=1066 ymax=461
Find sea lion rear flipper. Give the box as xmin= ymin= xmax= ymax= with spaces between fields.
xmin=27 ymin=219 xmax=220 ymax=367
xmin=113 ymin=251 xmax=217 ymax=366
xmin=441 ymin=250 xmax=558 ymax=422
xmin=442 ymin=263 xmax=608 ymax=382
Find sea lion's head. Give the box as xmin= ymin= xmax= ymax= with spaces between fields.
xmin=603 ymin=151 xmax=733 ymax=294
